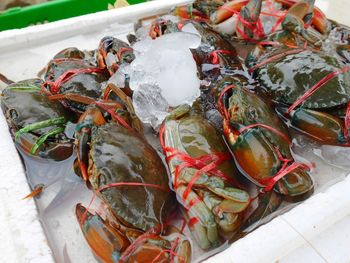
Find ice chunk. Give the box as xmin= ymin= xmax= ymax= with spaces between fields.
xmin=181 ymin=23 xmax=201 ymax=36
xmin=133 ymin=84 xmax=169 ymax=128
xmin=129 ymin=32 xmax=201 ymax=128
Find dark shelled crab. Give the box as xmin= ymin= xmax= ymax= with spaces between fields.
xmin=215 ymin=77 xmax=314 ymax=202
xmin=160 ymin=105 xmax=251 ymax=250
xmin=246 ymin=1 xmax=350 ymax=146
xmin=42 ymin=48 xmax=109 ymax=113
xmin=183 ymin=0 xmax=329 ymax=40
xmin=1 ymin=79 xmax=73 ymax=161
xmin=74 ymin=105 xmax=191 ymax=263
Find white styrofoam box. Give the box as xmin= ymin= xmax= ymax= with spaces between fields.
xmin=0 ymin=0 xmax=350 ymax=262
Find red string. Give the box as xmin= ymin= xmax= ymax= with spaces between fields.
xmin=159 ymin=124 xmax=244 ymax=194
xmin=186 ymin=197 xmax=202 ymax=210
xmin=44 ymin=68 xmax=105 ymax=94
xmin=287 ymin=66 xmax=350 ymax=114
xmin=218 ymin=4 xmax=266 ymax=41
xmin=119 ymin=231 xmax=159 ymax=262
xmin=249 ymin=47 xmax=305 ymax=73
xmin=217 ymin=84 xmax=237 ymax=119
xmin=188 ymin=217 xmax=199 ymax=228
xmin=93 ymin=101 xmax=133 ymax=131
xmin=260 ymin=162 xmax=309 ymax=191
xmin=119 ymin=215 xmax=186 ymax=263
xmin=209 ymin=49 xmax=235 ymax=64
xmin=51 ymin=58 xmax=86 ymax=64
xmin=80 ymin=182 xmax=169 ymax=222
xmin=344 ymin=102 xmax=350 ymax=144
xmin=217 ymin=84 xmax=310 ymax=192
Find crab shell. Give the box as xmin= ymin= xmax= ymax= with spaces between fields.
xmin=1 ymin=79 xmax=73 ymax=160
xmin=87 ymin=122 xmax=175 ymax=232
xmin=249 ymin=46 xmax=350 ymax=109
xmin=44 ymin=51 xmax=109 ymax=113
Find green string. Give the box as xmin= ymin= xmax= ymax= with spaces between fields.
xmin=30 ymin=126 xmax=65 ymax=154
xmin=15 ymin=116 xmax=67 ymax=142
xmin=6 ymin=85 xmax=41 ymax=92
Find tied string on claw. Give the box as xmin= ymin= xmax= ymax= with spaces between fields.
xmin=159 ymin=123 xmax=248 ymax=229
xmin=218 ymin=84 xmax=311 ymax=192
xmin=119 ymin=211 xmax=187 ymax=263
xmin=261 ymin=0 xmax=287 ymax=34
xmin=285 ymin=65 xmax=350 ymax=145
xmin=218 ymin=5 xmax=265 ymax=41
xmin=80 ymin=183 xmax=174 ymax=263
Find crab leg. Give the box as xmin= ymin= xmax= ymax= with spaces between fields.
xmin=275 ymin=0 xmax=329 ymax=34
xmin=210 ymin=0 xmax=248 ymax=24
xmin=103 ymin=84 xmax=143 ymax=133
xmin=177 ymin=185 xmax=219 ymax=250
xmin=76 ymin=204 xmax=131 ymax=263
xmin=281 ymin=1 xmax=323 ymax=44
xmin=287 ymin=108 xmax=348 ymax=145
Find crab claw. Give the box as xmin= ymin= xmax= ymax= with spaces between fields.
xmin=281 ymin=1 xmax=324 ymax=44
xmin=236 ymin=0 xmax=263 ymax=40
xmin=285 ymin=107 xmax=348 ymax=145
xmin=210 ymin=0 xmax=248 ymax=25
xmin=76 ymin=204 xmax=130 ymax=263
xmin=75 ymin=108 xmax=106 ymax=181
xmin=97 ymin=36 xmax=135 ymax=75
xmin=276 ymin=0 xmax=329 ymax=34
xmin=177 ymin=185 xmax=219 ymax=250
xmin=223 ymin=119 xmax=314 ymax=201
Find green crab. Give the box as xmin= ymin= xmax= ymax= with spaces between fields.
xmin=74 ymin=106 xmax=191 ymax=263
xmin=216 ymin=77 xmax=314 ymax=202
xmin=161 ymin=105 xmax=251 ymax=250
xmin=246 ymin=1 xmax=350 ymax=146
xmin=1 ymin=79 xmax=73 ymax=160
xmin=43 ymin=47 xmax=109 ymax=113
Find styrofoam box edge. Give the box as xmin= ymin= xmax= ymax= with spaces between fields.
xmin=0 ymin=1 xmax=349 ymax=262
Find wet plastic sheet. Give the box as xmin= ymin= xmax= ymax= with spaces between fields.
xmin=1 ymin=0 xmax=350 ymax=262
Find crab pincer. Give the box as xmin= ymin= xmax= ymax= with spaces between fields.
xmin=161 ymin=105 xmax=251 ymax=250
xmin=216 ymin=77 xmax=314 ymax=202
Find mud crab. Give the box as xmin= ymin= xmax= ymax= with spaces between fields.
xmin=187 ymin=0 xmax=329 ymax=40
xmin=246 ymin=2 xmax=350 ymax=146
xmin=1 ymin=79 xmax=73 ymax=160
xmin=43 ymin=48 xmax=109 ymax=113
xmin=74 ymin=106 xmax=191 ymax=262
xmin=160 ymin=105 xmax=251 ymax=250
xmin=215 ymin=77 xmax=314 ymax=201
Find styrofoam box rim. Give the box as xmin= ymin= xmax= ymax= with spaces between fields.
xmin=0 ymin=1 xmax=349 ymax=262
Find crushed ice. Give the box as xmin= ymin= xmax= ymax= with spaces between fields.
xmin=128 ymin=31 xmax=201 ymax=128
